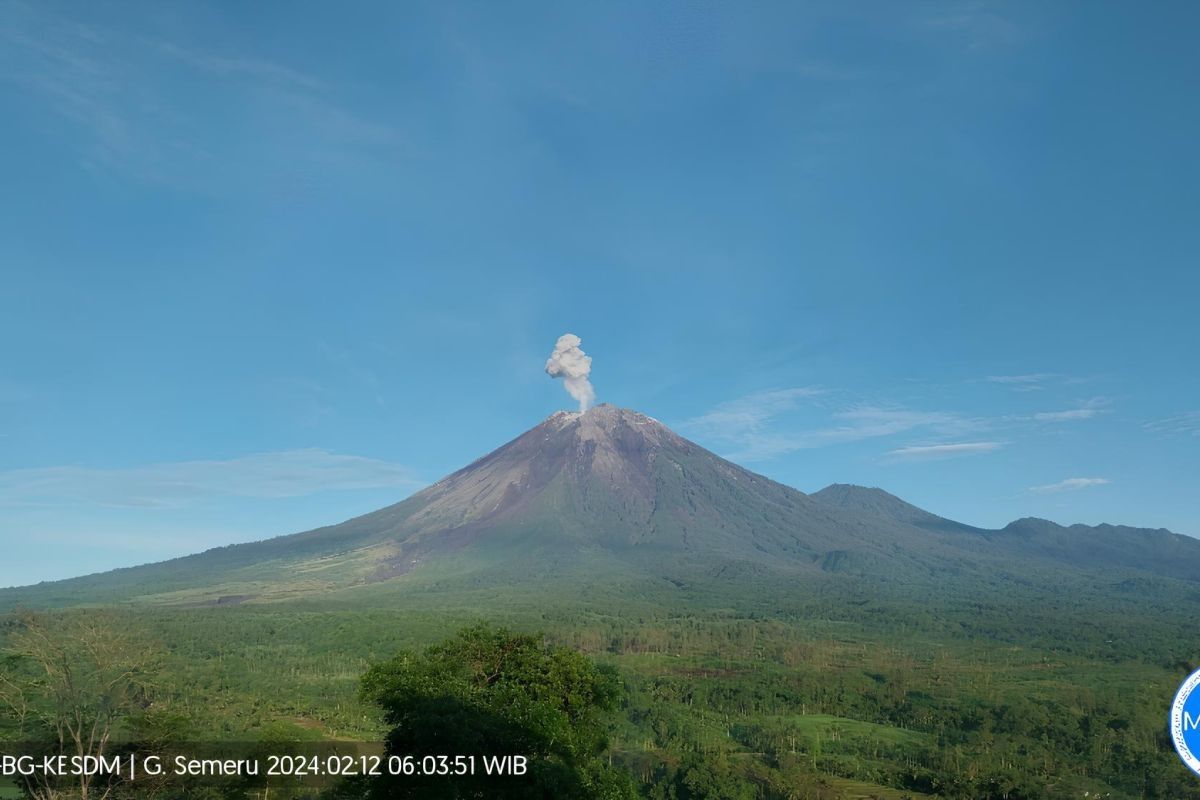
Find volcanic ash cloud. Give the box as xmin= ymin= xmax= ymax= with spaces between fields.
xmin=545 ymin=333 xmax=596 ymax=412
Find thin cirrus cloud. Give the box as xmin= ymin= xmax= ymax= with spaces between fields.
xmin=0 ymin=449 xmax=425 ymax=510
xmin=986 ymin=374 xmax=1058 ymax=391
xmin=887 ymin=442 xmax=1005 ymax=460
xmin=919 ymin=5 xmax=1025 ymax=50
xmin=679 ymin=390 xmax=981 ymax=462
xmin=1032 ymin=397 xmax=1109 ymax=422
xmin=149 ymin=39 xmax=327 ymax=91
xmin=1143 ymin=412 xmax=1200 ymax=437
xmin=0 ymin=6 xmax=401 ymax=184
xmin=985 ymin=374 xmax=1097 ymax=394
xmin=679 ymin=387 xmax=825 ymax=441
xmin=1029 ymin=477 xmax=1111 ymax=494
xmin=686 ymin=382 xmax=1115 ymax=465
xmin=815 ymin=407 xmax=976 ymax=447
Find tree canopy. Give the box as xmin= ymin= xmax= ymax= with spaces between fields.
xmin=359 ymin=623 xmax=636 ymax=800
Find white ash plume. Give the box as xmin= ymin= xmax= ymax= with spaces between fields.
xmin=545 ymin=333 xmax=596 ymax=412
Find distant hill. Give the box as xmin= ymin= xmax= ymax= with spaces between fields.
xmin=4 ymin=404 xmax=1198 ymax=608
xmin=809 ymin=483 xmax=984 ymax=533
xmin=988 ymin=516 xmax=1200 ymax=582
xmin=808 ymin=482 xmax=1200 ymax=582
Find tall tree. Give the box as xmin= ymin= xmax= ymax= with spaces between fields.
xmin=360 ymin=624 xmax=636 ymax=800
xmin=0 ymin=612 xmax=161 ymax=800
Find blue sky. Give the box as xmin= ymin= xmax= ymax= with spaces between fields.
xmin=1 ymin=1 xmax=1197 ymax=588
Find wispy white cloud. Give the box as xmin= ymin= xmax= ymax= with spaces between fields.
xmin=832 ymin=407 xmax=965 ymax=435
xmin=0 ymin=17 xmax=135 ymax=171
xmin=986 ymin=373 xmax=1057 ymax=391
xmin=1033 ymin=397 xmax=1110 ymax=423
xmin=887 ymin=441 xmax=1004 ymax=460
xmin=1029 ymin=477 xmax=1111 ymax=494
xmin=920 ymin=3 xmax=1026 ymax=50
xmin=149 ymin=39 xmax=325 ymax=91
xmin=680 ymin=387 xmax=823 ymax=441
xmin=680 ymin=392 xmax=982 ymax=462
xmin=0 ymin=449 xmax=424 ymax=510
xmin=983 ymin=373 xmax=1103 ymax=394
xmin=1144 ymin=412 xmax=1200 ymax=437
xmin=0 ymin=5 xmax=402 ymax=183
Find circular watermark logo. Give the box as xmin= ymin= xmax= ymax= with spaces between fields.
xmin=1171 ymin=668 xmax=1200 ymax=777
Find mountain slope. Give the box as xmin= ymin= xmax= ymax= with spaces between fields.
xmin=992 ymin=516 xmax=1200 ymax=582
xmin=810 ymin=482 xmax=1200 ymax=582
xmin=810 ymin=484 xmax=984 ymax=534
xmin=3 ymin=405 xmax=1199 ymax=608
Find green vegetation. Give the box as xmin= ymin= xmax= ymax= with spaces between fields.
xmin=358 ymin=624 xmax=635 ymax=799
xmin=2 ymin=572 xmax=1197 ymax=799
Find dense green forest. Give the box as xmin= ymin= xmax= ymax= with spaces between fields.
xmin=3 ymin=571 xmax=1198 ymax=799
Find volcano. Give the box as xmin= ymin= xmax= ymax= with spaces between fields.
xmin=5 ymin=404 xmax=1200 ymax=607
